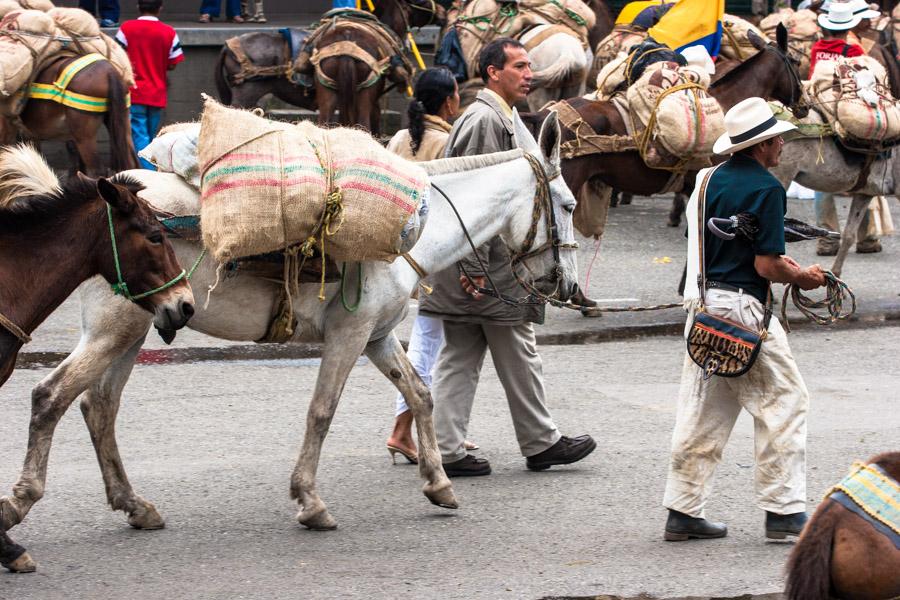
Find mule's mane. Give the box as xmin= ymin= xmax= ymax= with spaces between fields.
xmin=711 ymin=46 xmax=768 ymax=88
xmin=420 ymin=148 xmax=525 ymax=176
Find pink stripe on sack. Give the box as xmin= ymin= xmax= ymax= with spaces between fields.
xmin=333 ymin=158 xmax=425 ymax=187
xmin=340 ymin=181 xmax=416 ymax=213
xmin=202 ymin=176 xmax=326 ymax=198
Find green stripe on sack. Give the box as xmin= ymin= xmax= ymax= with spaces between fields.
xmin=202 ymin=163 xmax=317 ymax=184
xmin=337 ymin=168 xmax=420 ymax=196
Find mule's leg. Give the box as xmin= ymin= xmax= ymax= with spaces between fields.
xmin=290 ymin=322 xmax=374 ymax=530
xmin=668 ymin=193 xmax=685 ymax=227
xmin=831 ymin=194 xmax=870 ymax=277
xmin=364 ymin=333 xmax=458 ymax=510
xmin=0 ymin=529 xmax=35 ymax=573
xmin=230 ymin=81 xmax=271 ymax=109
xmin=65 ymin=109 xmax=104 ymax=176
xmin=316 ymin=89 xmax=337 ymax=128
xmin=0 ymin=282 xmax=151 ymax=532
xmin=79 ymin=332 xmax=165 ymax=530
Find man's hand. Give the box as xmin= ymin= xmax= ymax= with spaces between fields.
xmin=798 ymin=264 xmax=827 ymax=290
xmin=460 ymin=275 xmax=486 ymax=299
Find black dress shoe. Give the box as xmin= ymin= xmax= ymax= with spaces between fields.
xmin=664 ymin=509 xmax=728 ymax=541
xmin=443 ymin=454 xmax=491 ymax=477
xmin=765 ymin=511 xmax=808 ymax=540
xmin=525 ymin=435 xmax=596 ymax=471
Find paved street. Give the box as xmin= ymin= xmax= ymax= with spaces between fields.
xmin=2 ymin=325 xmax=898 ymax=600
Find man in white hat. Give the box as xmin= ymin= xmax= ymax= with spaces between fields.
xmin=662 ymin=97 xmax=826 ymax=542
xmin=809 ymin=2 xmax=864 ymax=75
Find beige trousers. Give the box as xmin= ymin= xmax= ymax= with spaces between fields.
xmin=663 ymin=289 xmax=809 ymax=517
xmin=431 ymin=321 xmax=561 ymax=463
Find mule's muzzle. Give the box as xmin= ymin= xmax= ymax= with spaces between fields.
xmin=154 ymin=297 xmax=194 ymax=331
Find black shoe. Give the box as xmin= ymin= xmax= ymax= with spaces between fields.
xmin=443 ymin=454 xmax=491 ymax=477
xmin=525 ymin=435 xmax=596 ymax=471
xmin=664 ymin=509 xmax=728 ymax=541
xmin=765 ymin=511 xmax=808 ymax=540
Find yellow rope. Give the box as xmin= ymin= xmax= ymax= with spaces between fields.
xmin=635 ymin=81 xmax=705 ymax=173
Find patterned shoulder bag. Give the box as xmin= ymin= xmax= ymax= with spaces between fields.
xmin=686 ymin=166 xmax=773 ymax=380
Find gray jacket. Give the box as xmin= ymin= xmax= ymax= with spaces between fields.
xmin=418 ymin=89 xmax=544 ymax=325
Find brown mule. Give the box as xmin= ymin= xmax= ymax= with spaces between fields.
xmin=0 ymin=56 xmax=138 ymax=177
xmin=785 ymin=452 xmax=900 ymax=600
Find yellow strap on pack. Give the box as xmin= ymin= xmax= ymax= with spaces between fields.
xmin=27 ymin=53 xmax=129 ymax=113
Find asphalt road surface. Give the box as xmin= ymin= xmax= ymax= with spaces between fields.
xmin=1 ymin=326 xmax=897 ymax=599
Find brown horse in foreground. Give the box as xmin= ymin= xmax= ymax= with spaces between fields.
xmin=786 ymin=452 xmax=900 ymax=600
xmin=0 ymin=56 xmax=138 ymax=177
xmin=0 ymin=144 xmax=195 ymax=573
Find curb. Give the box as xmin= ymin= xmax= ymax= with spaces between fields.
xmin=14 ymin=303 xmax=900 ymax=371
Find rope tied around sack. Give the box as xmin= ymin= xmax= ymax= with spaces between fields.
xmin=634 ymin=81 xmax=706 ymax=173
xmin=781 ymin=270 xmax=856 ymax=333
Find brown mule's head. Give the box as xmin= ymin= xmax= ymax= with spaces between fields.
xmin=89 ymin=174 xmax=195 ymax=330
xmin=748 ymin=24 xmax=810 ymax=118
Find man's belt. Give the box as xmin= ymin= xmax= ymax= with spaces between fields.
xmin=706 ymin=280 xmax=744 ymax=294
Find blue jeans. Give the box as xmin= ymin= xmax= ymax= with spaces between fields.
xmin=78 ymin=0 xmax=119 ymax=22
xmin=199 ymin=0 xmax=242 ymax=18
xmin=130 ymin=104 xmax=162 ymax=170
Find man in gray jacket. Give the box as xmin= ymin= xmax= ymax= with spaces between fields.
xmin=419 ymin=38 xmax=595 ymax=477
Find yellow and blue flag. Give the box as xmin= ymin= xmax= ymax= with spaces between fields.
xmin=615 ymin=0 xmax=667 ymax=25
xmin=648 ymin=0 xmax=725 ymax=58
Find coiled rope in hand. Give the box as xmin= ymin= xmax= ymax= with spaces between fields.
xmin=781 ymin=270 xmax=856 ymax=333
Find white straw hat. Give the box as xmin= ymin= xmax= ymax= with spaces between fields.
xmin=680 ymin=45 xmax=716 ymax=74
xmin=713 ymin=97 xmax=797 ymax=155
xmin=818 ymin=3 xmax=863 ymax=30
xmin=849 ymin=0 xmax=880 ymax=19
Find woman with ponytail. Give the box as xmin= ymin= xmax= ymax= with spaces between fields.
xmin=385 ymin=66 xmax=464 ymax=465
xmin=387 ymin=66 xmax=459 ymax=161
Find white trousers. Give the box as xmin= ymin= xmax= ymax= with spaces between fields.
xmin=663 ymin=289 xmax=809 ymax=517
xmin=395 ymin=313 xmax=444 ymax=416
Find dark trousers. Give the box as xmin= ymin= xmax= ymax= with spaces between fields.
xmin=199 ymin=0 xmax=242 ymax=18
xmin=78 ymin=0 xmax=119 ymax=22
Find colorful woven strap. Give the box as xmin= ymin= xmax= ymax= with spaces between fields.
xmin=27 ymin=53 xmax=129 ymax=113
xmin=828 ymin=461 xmax=900 ymax=536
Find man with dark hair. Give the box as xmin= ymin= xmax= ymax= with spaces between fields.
xmin=420 ymin=37 xmax=596 ymax=477
xmin=115 ymin=0 xmax=184 ymax=170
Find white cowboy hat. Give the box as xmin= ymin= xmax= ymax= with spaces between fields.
xmin=680 ymin=45 xmax=715 ymax=74
xmin=818 ymin=3 xmax=863 ymax=30
xmin=849 ymin=0 xmax=880 ymax=19
xmin=713 ymin=97 xmax=797 ymax=155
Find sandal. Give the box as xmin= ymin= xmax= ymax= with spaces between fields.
xmin=229 ymin=15 xmax=245 ymax=23
xmin=198 ymin=13 xmax=211 ymax=23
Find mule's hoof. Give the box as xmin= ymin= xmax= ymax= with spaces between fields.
xmin=5 ymin=552 xmax=36 ymax=573
xmin=667 ymin=219 xmax=681 ymax=228
xmin=297 ymin=508 xmax=337 ymax=531
xmin=127 ymin=504 xmax=165 ymax=530
xmin=424 ymin=482 xmax=459 ymax=510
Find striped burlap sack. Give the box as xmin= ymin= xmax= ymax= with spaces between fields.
xmin=0 ymin=9 xmax=56 ymax=96
xmin=627 ymin=61 xmax=724 ymax=170
xmin=198 ymin=98 xmax=428 ymax=264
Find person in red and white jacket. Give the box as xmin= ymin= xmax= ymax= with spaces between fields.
xmin=115 ymin=0 xmax=184 ymax=169
xmin=809 ymin=3 xmax=864 ymax=76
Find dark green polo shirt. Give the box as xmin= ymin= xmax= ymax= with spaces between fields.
xmin=703 ymin=153 xmax=786 ymax=303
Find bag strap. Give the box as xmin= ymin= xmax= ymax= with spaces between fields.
xmin=696 ymin=163 xmax=773 ymax=334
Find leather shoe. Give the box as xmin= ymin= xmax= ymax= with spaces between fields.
xmin=664 ymin=509 xmax=728 ymax=541
xmin=525 ymin=435 xmax=596 ymax=471
xmin=765 ymin=511 xmax=808 ymax=540
xmin=443 ymin=454 xmax=491 ymax=477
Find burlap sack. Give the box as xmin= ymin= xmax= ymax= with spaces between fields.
xmin=594 ymin=51 xmax=628 ymax=100
xmin=449 ymin=0 xmax=594 ymax=79
xmin=719 ymin=14 xmax=767 ymax=62
xmin=0 ymin=10 xmax=55 ymax=97
xmin=47 ymin=6 xmax=98 ymax=36
xmin=588 ymin=25 xmax=647 ymax=91
xmin=17 ymin=0 xmax=53 ymax=10
xmin=627 ymin=61 xmax=724 ymax=169
xmin=833 ymin=59 xmax=900 ymax=144
xmin=140 ymin=123 xmax=202 ymax=189
xmin=198 ymin=98 xmax=428 ymax=263
xmin=0 ymin=1 xmax=20 ymax=17
xmin=78 ymin=32 xmax=135 ymax=87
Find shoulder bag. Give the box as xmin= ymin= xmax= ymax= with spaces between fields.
xmin=686 ymin=165 xmax=773 ymax=380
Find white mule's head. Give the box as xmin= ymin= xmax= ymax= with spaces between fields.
xmin=511 ymin=109 xmax=579 ymax=302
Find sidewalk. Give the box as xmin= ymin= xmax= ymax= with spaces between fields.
xmin=20 ymin=193 xmax=900 ymax=367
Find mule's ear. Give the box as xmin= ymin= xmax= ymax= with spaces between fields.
xmin=537 ymin=109 xmax=561 ymax=171
xmin=748 ymin=28 xmax=768 ymax=52
xmin=776 ymin=22 xmax=788 ymax=53
xmin=97 ymin=177 xmax=135 ymax=214
xmin=512 ymin=107 xmax=540 ymax=155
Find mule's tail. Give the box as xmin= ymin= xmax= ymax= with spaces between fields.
xmin=785 ymin=500 xmax=838 ymax=600
xmin=215 ymin=47 xmax=234 ymax=106
xmin=106 ymin=69 xmax=139 ymax=172
xmin=0 ymin=143 xmax=61 ymax=206
xmin=334 ymin=56 xmax=359 ymax=126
